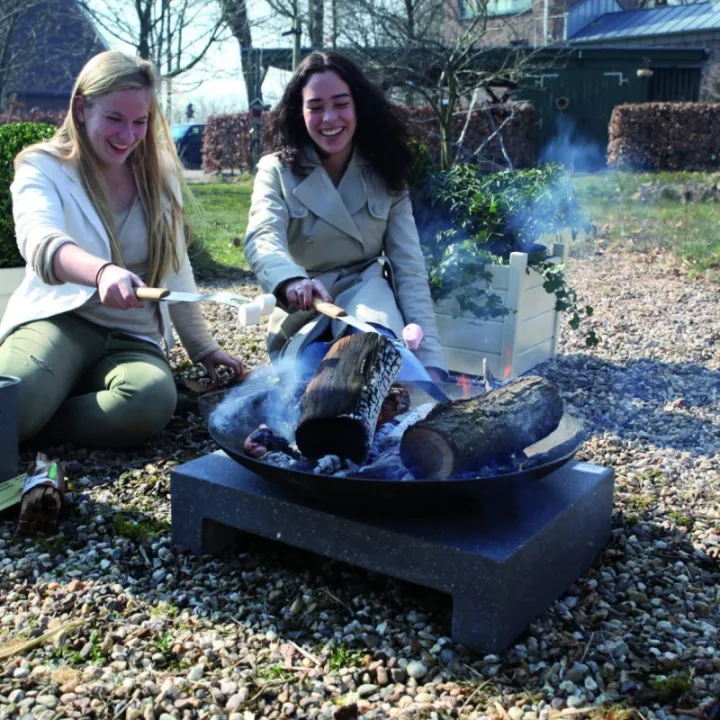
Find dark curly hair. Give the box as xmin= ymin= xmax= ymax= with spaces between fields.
xmin=266 ymin=51 xmax=413 ymax=192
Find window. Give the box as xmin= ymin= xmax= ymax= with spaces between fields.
xmin=460 ymin=0 xmax=532 ymax=19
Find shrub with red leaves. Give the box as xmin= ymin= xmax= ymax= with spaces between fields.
xmin=608 ymin=103 xmax=720 ymax=171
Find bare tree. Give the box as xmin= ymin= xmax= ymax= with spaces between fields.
xmin=1 ymin=0 xmax=105 ymax=109
xmin=220 ymin=0 xmax=264 ymax=106
xmin=79 ymin=0 xmax=227 ymax=81
xmin=263 ymin=0 xmax=325 ymax=59
xmin=336 ymin=0 xmax=546 ymax=169
xmin=308 ymin=0 xmax=324 ymax=48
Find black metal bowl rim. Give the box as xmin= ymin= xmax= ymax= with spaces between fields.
xmin=208 ymin=412 xmax=586 ymax=487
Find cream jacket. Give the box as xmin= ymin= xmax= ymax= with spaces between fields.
xmin=244 ymin=147 xmax=446 ymax=370
xmin=0 ymin=150 xmax=199 ymax=350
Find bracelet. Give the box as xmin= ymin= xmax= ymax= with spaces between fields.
xmin=94 ymin=262 xmax=114 ymax=289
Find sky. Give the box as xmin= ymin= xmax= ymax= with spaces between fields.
xmin=86 ymin=0 xmax=296 ymax=119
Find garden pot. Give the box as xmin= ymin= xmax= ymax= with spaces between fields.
xmin=433 ymin=242 xmax=568 ymax=380
xmin=0 ymin=375 xmax=20 ymax=483
xmin=0 ymin=267 xmax=24 ymax=323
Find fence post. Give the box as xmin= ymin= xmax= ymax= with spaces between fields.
xmin=500 ymin=251 xmax=528 ymax=381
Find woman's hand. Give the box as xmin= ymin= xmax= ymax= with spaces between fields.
xmin=201 ymin=349 xmax=245 ymax=386
xmin=280 ymin=277 xmax=332 ymax=311
xmin=96 ymin=264 xmax=146 ymax=310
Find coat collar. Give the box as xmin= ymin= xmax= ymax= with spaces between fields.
xmin=292 ymin=145 xmax=369 ymax=243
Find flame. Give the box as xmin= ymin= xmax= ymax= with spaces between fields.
xmin=457 ymin=374 xmax=472 ymax=399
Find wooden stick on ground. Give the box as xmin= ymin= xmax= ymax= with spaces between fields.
xmin=400 ymin=376 xmax=564 ymax=479
xmin=295 ymin=333 xmax=402 ymax=463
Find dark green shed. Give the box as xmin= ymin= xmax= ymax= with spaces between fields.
xmin=516 ymin=45 xmax=709 ymax=166
xmin=242 ymin=43 xmax=709 ymax=168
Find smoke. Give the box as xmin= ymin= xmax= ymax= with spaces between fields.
xmin=208 ymin=358 xmax=304 ymax=448
xmin=539 ymin=114 xmax=607 ymax=173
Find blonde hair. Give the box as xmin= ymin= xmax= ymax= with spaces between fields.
xmin=17 ymin=50 xmax=190 ymax=287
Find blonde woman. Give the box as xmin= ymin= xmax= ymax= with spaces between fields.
xmin=0 ymin=51 xmax=244 ymax=447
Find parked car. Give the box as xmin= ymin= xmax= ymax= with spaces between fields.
xmin=171 ymin=123 xmax=204 ymax=169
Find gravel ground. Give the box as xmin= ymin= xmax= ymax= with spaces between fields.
xmin=0 ymin=246 xmax=718 ymax=720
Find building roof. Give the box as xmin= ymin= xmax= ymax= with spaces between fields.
xmin=9 ymin=0 xmax=107 ymax=98
xmin=571 ymin=1 xmax=720 ymax=42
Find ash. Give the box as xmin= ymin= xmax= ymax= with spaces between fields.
xmin=256 ymin=401 xmax=526 ymax=480
xmin=259 ymin=403 xmax=436 ymax=480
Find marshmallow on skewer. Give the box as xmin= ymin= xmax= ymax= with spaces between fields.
xmin=402 ymin=323 xmax=424 ymax=350
xmin=237 ymin=293 xmax=277 ymax=327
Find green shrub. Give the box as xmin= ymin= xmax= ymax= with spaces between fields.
xmin=411 ymin=157 xmax=598 ymax=346
xmin=0 ymin=122 xmax=56 ymax=268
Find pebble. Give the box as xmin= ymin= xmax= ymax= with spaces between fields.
xmin=405 ymin=661 xmax=428 ymax=680
xmin=187 ymin=665 xmax=204 ymax=682
xmin=35 ymin=696 xmax=58 ymax=709
xmin=0 ymin=245 xmax=715 ymax=720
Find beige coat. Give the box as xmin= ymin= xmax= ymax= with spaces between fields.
xmin=244 ymin=147 xmax=446 ymax=370
xmin=0 ymin=150 xmax=198 ymax=349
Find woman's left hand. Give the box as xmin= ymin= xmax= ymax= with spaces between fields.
xmin=201 ymin=349 xmax=245 ymax=385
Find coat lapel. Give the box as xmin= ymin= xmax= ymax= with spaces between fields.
xmin=292 ymin=146 xmax=365 ymax=243
xmin=60 ymin=161 xmax=112 ymax=246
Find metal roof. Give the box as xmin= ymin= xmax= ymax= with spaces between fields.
xmin=571 ymin=1 xmax=720 ymax=42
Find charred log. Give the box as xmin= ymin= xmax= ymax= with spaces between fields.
xmin=244 ymin=424 xmax=297 ymax=459
xmin=376 ymin=384 xmax=411 ymax=428
xmin=400 ymin=376 xmax=564 ymax=479
xmin=295 ymin=333 xmax=402 ymax=463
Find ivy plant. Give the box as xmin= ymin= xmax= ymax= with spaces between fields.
xmin=410 ymin=149 xmax=598 ymax=347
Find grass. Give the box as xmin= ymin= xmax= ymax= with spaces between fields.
xmin=185 ymin=178 xmax=253 ymax=278
xmin=110 ymin=513 xmax=171 ymax=544
xmin=182 ymin=170 xmax=720 ymax=283
xmin=573 ymin=171 xmax=720 ymax=278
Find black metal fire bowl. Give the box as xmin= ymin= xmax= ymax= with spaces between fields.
xmin=198 ymin=378 xmax=587 ymax=512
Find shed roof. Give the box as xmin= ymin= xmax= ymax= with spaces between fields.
xmin=571 ymin=1 xmax=720 ymax=42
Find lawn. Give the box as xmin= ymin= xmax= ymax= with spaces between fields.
xmin=573 ymin=171 xmax=720 ymax=278
xmin=184 ymin=171 xmax=720 ymax=282
xmin=185 ymin=178 xmax=253 ymax=278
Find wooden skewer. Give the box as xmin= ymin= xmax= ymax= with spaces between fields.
xmin=135 ymin=287 xmax=171 ymax=301
xmin=311 ymin=298 xmax=347 ymax=319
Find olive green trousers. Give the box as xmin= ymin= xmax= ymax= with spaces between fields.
xmin=0 ymin=314 xmax=176 ymax=447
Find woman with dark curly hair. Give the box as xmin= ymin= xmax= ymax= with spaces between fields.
xmin=244 ymin=51 xmax=446 ymax=379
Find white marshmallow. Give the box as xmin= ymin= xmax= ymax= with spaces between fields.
xmin=236 ymin=294 xmax=277 ymax=326
xmin=237 ymin=301 xmax=262 ymax=327
xmin=257 ymin=293 xmax=276 ymax=316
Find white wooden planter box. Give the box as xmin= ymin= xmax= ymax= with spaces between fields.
xmin=433 ymin=242 xmax=568 ymax=381
xmin=0 ymin=267 xmax=25 ymax=323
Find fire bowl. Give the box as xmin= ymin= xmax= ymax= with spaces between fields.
xmin=198 ymin=378 xmax=586 ymax=511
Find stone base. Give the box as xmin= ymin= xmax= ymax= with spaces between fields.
xmin=170 ymin=452 xmax=614 ymax=652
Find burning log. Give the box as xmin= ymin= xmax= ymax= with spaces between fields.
xmin=295 ymin=333 xmax=402 ymax=463
xmin=400 ymin=376 xmax=564 ymax=480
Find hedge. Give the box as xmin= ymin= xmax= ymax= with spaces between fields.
xmin=406 ymin=103 xmax=535 ymax=170
xmin=0 ymin=122 xmax=57 ymax=268
xmin=608 ymin=103 xmax=720 ymax=171
xmin=202 ymin=103 xmax=535 ymax=174
xmin=202 ymin=112 xmax=260 ymax=174
xmin=0 ymin=109 xmax=65 ymax=127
